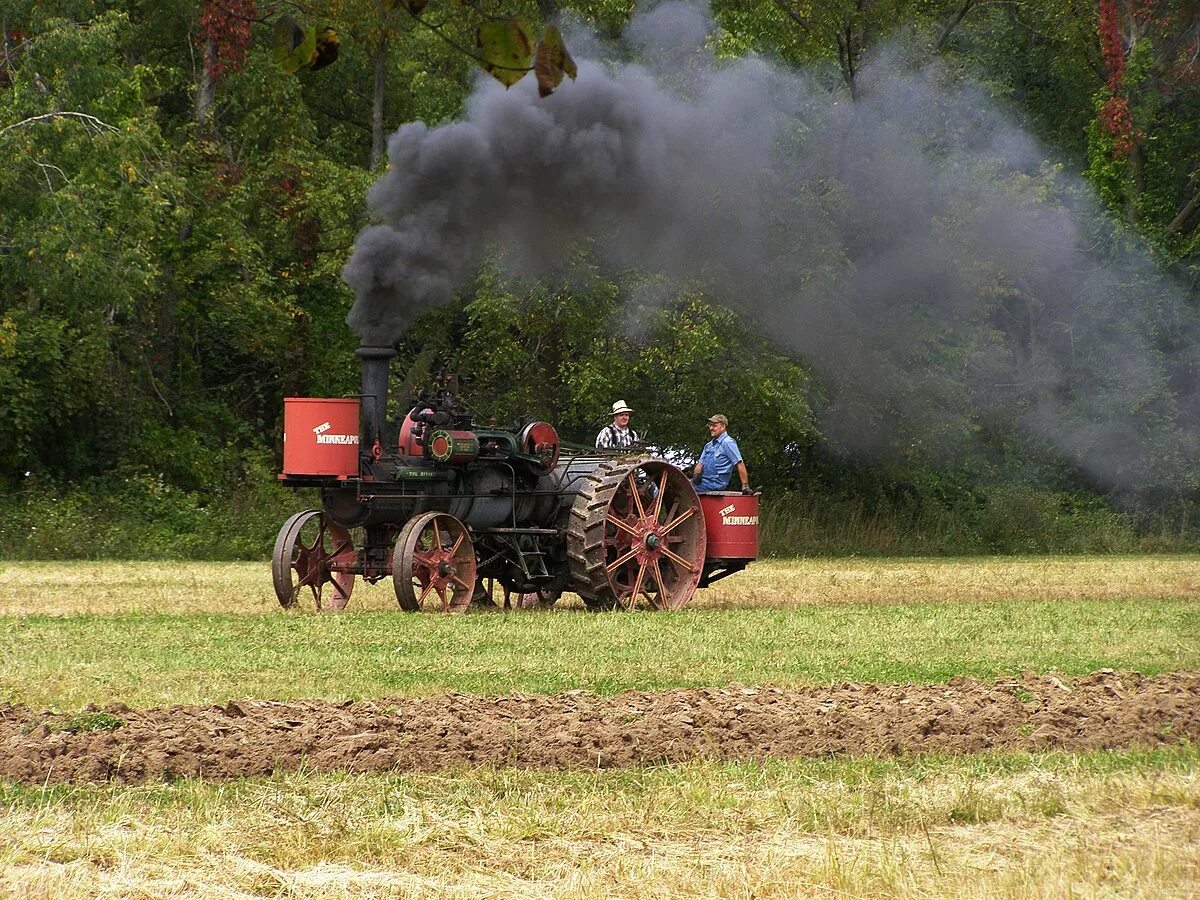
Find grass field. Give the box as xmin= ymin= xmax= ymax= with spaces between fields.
xmin=2 ymin=555 xmax=1199 ymax=897
xmin=1 ymin=556 xmax=1197 ymax=709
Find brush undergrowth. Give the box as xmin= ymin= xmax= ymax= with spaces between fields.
xmin=2 ymin=471 xmax=1198 ymax=560
xmin=759 ymin=487 xmax=1200 ymax=556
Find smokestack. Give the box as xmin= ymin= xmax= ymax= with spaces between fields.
xmin=356 ymin=344 xmax=396 ymax=450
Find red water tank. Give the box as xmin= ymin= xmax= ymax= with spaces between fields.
xmin=699 ymin=493 xmax=760 ymax=560
xmin=282 ymin=398 xmax=361 ymax=476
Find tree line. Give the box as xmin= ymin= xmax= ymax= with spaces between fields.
xmin=1 ymin=0 xmax=1198 ymax=557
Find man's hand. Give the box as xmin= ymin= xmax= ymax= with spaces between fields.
xmin=741 ymin=484 xmax=753 ymax=495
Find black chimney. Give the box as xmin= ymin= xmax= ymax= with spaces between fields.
xmin=356 ymin=344 xmax=396 ymax=449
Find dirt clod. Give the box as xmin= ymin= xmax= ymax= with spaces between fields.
xmin=1 ymin=671 xmax=1197 ymax=785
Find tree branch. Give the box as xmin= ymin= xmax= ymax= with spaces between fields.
xmin=0 ymin=111 xmax=119 ymax=139
xmin=404 ymin=7 xmax=534 ymax=74
xmin=1166 ymin=182 xmax=1200 ymax=236
xmin=935 ymin=0 xmax=978 ymax=51
xmin=771 ymin=0 xmax=814 ymax=37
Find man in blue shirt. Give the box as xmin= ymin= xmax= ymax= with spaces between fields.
xmin=693 ymin=414 xmax=752 ymax=493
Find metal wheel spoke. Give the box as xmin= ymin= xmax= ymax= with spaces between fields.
xmin=651 ymin=559 xmax=668 ymax=609
xmin=664 ymin=501 xmax=679 ymax=528
xmin=432 ymin=520 xmax=443 ymax=552
xmin=451 ymin=574 xmax=473 ymax=591
xmin=606 ymin=514 xmax=639 ymax=538
xmin=449 ymin=533 xmax=465 ymax=556
xmin=606 ymin=547 xmax=639 ymax=574
xmin=306 ymin=519 xmax=329 ymax=552
xmin=652 ymin=470 xmax=668 ymax=519
xmin=662 ymin=506 xmax=695 ymax=535
xmin=417 ymin=580 xmax=436 ymax=604
xmin=661 ymin=546 xmax=698 ymax=572
xmin=628 ymin=562 xmax=648 ymax=609
xmin=625 ymin=473 xmax=647 ymax=520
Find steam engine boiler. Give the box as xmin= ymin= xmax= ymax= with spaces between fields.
xmin=273 ymin=344 xmax=759 ymax=611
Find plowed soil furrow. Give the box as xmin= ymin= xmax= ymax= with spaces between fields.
xmin=2 ymin=671 xmax=1197 ymax=785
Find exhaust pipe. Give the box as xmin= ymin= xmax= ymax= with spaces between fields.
xmin=355 ymin=344 xmax=396 ymax=451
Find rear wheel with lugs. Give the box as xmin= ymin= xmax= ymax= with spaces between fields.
xmin=566 ymin=458 xmax=706 ymax=610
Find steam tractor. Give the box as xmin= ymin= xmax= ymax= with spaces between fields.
xmin=273 ymin=344 xmax=759 ymax=611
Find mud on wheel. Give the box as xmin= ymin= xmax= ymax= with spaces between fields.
xmin=566 ymin=457 xmax=706 ymax=610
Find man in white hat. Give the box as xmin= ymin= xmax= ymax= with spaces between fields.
xmin=596 ymin=400 xmax=640 ymax=449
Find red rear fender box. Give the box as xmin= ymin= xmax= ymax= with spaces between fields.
xmin=283 ymin=398 xmax=361 ymax=476
xmin=699 ymin=492 xmax=760 ymax=560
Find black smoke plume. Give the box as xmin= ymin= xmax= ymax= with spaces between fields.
xmin=342 ymin=1 xmax=1200 ymax=494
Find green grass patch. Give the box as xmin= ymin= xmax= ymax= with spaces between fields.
xmin=3 ymin=597 xmax=1196 ymax=709
xmin=51 ymin=711 xmax=125 ymax=734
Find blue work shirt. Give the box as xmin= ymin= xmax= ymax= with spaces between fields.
xmin=696 ymin=432 xmax=742 ymax=492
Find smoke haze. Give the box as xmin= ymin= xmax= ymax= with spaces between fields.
xmin=342 ymin=1 xmax=1200 ymax=493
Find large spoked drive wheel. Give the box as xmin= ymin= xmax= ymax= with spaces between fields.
xmin=567 ymin=458 xmax=706 ymax=610
xmin=272 ymin=510 xmax=357 ymax=611
xmin=393 ymin=512 xmax=477 ymax=612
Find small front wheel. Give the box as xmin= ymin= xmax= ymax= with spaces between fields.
xmin=271 ymin=510 xmax=356 ymax=611
xmin=392 ymin=512 xmax=477 ymax=612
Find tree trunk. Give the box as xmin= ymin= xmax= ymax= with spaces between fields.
xmin=1126 ymin=141 xmax=1146 ymax=223
xmin=195 ymin=39 xmax=217 ymax=126
xmin=837 ymin=30 xmax=858 ymax=102
xmin=1166 ymin=183 xmax=1200 ymax=236
xmin=935 ymin=0 xmax=977 ymax=51
xmin=370 ymin=38 xmax=387 ymax=170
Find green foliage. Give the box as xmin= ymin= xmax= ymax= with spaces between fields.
xmin=0 ymin=456 xmax=304 ymax=560
xmin=0 ymin=0 xmax=1197 ymax=559
xmin=440 ymin=270 xmax=817 ymax=484
xmin=759 ymin=485 xmax=1164 ymax=557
